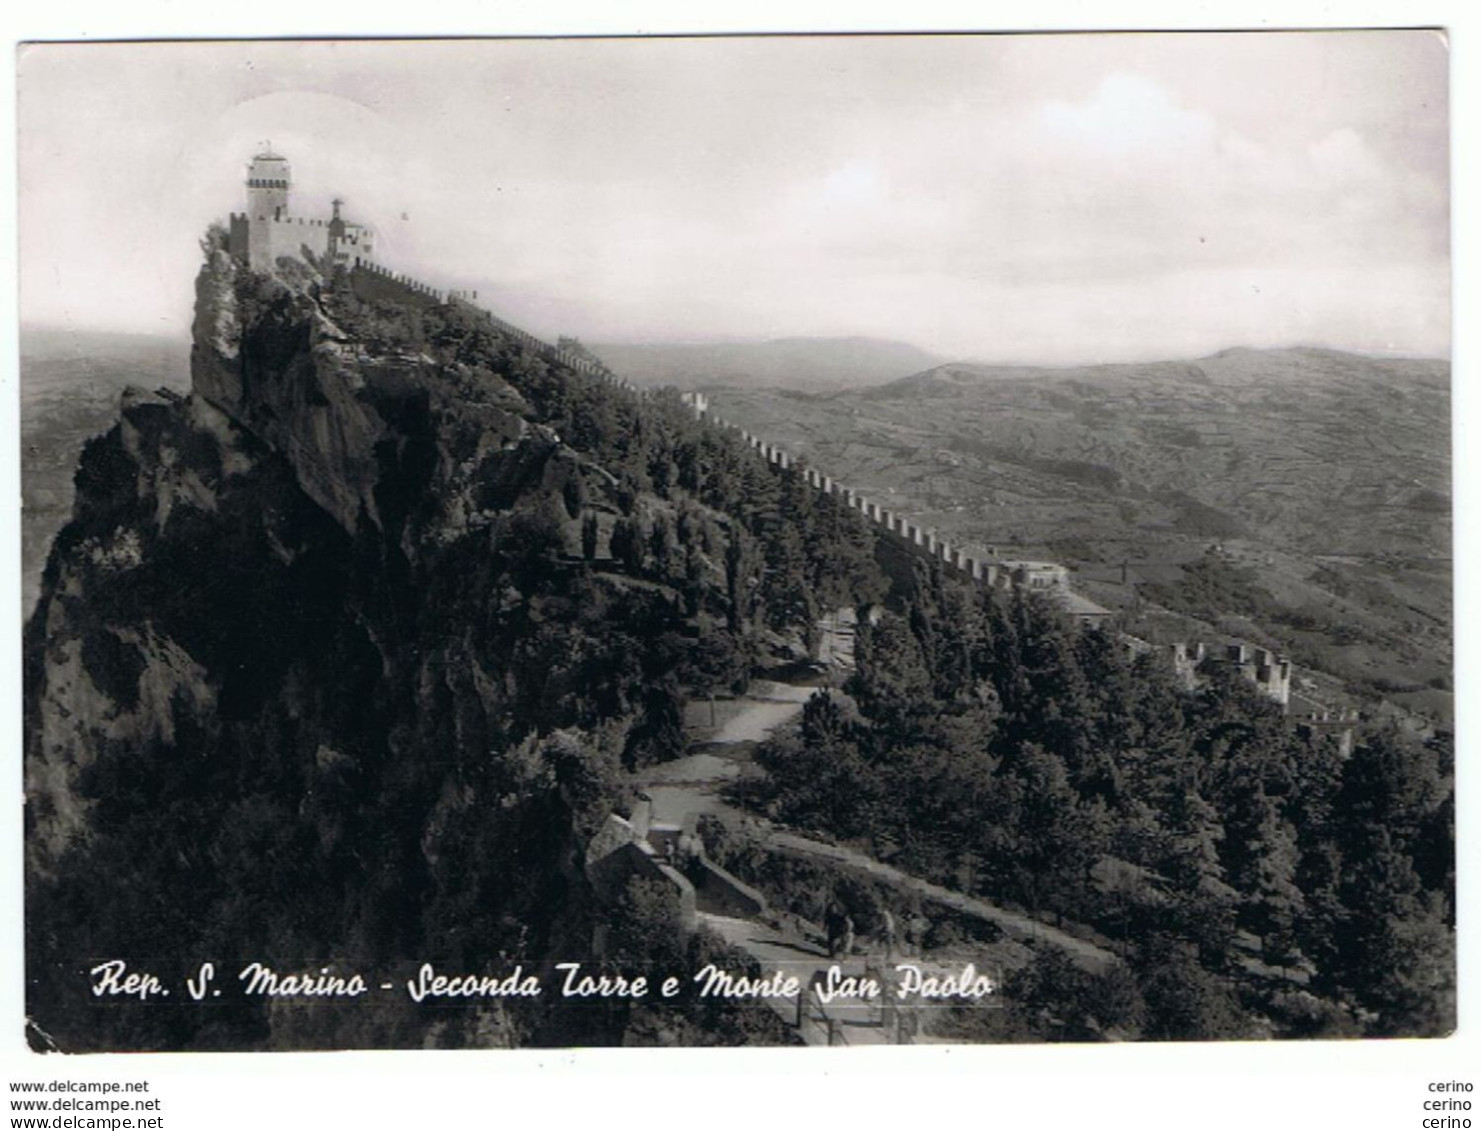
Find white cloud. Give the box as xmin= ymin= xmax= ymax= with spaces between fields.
xmin=1310 ymin=127 xmax=1386 ymax=184
xmin=1038 ymin=72 xmax=1217 ymax=155
xmin=18 ymin=33 xmax=1449 ymax=363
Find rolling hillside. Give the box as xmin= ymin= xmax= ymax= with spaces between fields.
xmin=707 ymin=347 xmax=1452 ymax=718
xmin=20 ymin=328 xmax=190 ymax=612
xmin=591 ymin=336 xmax=940 ymax=392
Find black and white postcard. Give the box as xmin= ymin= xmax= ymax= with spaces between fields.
xmin=7 ymin=21 xmax=1472 ymax=1124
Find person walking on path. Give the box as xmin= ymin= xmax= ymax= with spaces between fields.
xmin=879 ymin=907 xmax=898 ymax=964
xmin=825 ymin=901 xmax=847 ymax=959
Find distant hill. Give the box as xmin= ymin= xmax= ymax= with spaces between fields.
xmin=20 ymin=327 xmax=190 ymax=611
xmin=707 ymin=346 xmax=1452 ymax=719
xmin=590 ymin=336 xmax=941 ymax=393
xmin=871 ymin=346 xmax=1445 ymax=397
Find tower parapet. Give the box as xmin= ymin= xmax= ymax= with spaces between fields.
xmin=246 ymin=150 xmax=291 ymax=219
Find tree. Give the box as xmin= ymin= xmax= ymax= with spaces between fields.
xmin=1330 ymin=825 xmax=1455 ymax=1034
xmin=581 ymin=512 xmax=600 ymax=560
xmin=998 ymin=742 xmax=1093 ymax=918
xmin=1139 ymin=943 xmax=1249 ymax=1041
xmin=723 ymin=526 xmax=762 ymax=632
xmin=758 ymin=525 xmax=814 ymax=632
xmin=1336 ymin=726 xmax=1446 ymax=854
xmin=1234 ymin=792 xmax=1305 ymax=967
xmin=1157 ymin=786 xmax=1238 ymax=970
xmin=609 ymin=516 xmax=645 ymax=575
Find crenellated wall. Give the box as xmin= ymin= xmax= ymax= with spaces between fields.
xmin=441 ymin=287 xmax=644 ymax=392
xmin=341 ymin=255 xmax=1109 ymax=622
xmin=232 ymin=211 xmax=333 ymax=271
xmin=1293 ymin=706 xmax=1359 ymax=757
xmin=684 ymin=396 xmax=1074 ymax=612
xmin=348 ymin=260 xmax=446 ymax=310
xmin=366 ymin=267 xmax=1342 ymax=754
xmin=1159 ymin=638 xmax=1304 ymax=715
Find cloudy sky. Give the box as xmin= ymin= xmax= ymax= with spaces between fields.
xmin=18 ymin=32 xmax=1448 ymax=364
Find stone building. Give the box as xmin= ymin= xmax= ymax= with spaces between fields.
xmin=228 ymin=149 xmax=376 ymax=272
xmin=1168 ymin=641 xmax=1292 ymax=707
xmin=1002 ymin=560 xmax=1070 ymax=591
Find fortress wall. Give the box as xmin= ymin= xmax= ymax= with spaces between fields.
xmin=349 ymin=263 xmax=444 ymax=310
xmin=250 ymin=214 xmax=332 ymax=271
xmin=664 ymin=394 xmax=1147 ymax=630
xmin=534 ymin=363 xmax=1325 ymax=741
xmin=228 ymin=213 xmax=250 ymax=262
xmin=356 ymin=266 xmax=617 ymax=386
xmin=238 ymin=197 xmax=377 ymax=273
xmin=338 ymin=249 xmax=1173 ymax=649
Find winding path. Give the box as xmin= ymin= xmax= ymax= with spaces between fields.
xmin=629 ymin=652 xmax=1118 ymax=1043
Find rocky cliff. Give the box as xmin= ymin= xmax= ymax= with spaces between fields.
xmin=23 ymin=233 xmax=751 ymax=1050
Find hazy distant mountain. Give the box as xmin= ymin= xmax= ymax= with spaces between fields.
xmin=708 ymin=345 xmax=1452 ymax=718
xmin=20 ymin=327 xmax=190 ymax=612
xmin=870 ymin=345 xmax=1445 ymax=397
xmin=589 ymin=336 xmax=941 ymax=392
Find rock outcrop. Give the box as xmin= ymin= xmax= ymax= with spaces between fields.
xmin=23 ymin=237 xmax=663 ymax=1050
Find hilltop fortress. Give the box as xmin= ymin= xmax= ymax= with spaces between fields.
xmin=220 ymin=151 xmax=1349 ymax=746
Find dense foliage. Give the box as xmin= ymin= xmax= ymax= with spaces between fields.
xmin=747 ymin=565 xmax=1454 ymax=1040
xmin=25 ymin=268 xmax=884 ymax=1051
xmin=26 ymin=256 xmax=1450 ymax=1050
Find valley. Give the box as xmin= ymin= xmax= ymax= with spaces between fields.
xmin=699 ymin=347 xmax=1452 ymax=721
xmin=20 ymin=328 xmax=190 ymax=612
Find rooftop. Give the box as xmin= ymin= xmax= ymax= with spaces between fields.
xmin=1058 ymin=590 xmax=1113 ymax=619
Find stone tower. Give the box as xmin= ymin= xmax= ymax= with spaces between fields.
xmin=246 ymin=150 xmax=292 ymax=221
xmin=227 ymin=149 xmax=375 ymax=272
xmin=244 ymin=150 xmax=292 ymax=272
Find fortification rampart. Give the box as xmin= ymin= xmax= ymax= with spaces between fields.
xmin=233 ymin=210 xmax=375 ymax=273
xmin=349 ymin=260 xmax=447 ymax=311
xmin=679 ymin=383 xmax=1359 ymax=752
xmin=1166 ymin=640 xmax=1292 ymax=706
xmin=335 ymin=262 xmax=1327 ymax=726
xmin=340 ymin=262 xmax=665 ymax=406
xmin=342 ymin=252 xmax=1349 ymax=756
xmin=1294 ymin=707 xmax=1359 ymax=757
xmin=684 ymin=395 xmax=1070 ymax=609
xmin=440 ymin=287 xmax=643 ymax=392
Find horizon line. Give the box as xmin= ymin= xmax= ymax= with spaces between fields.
xmin=18 ymin=318 xmax=1453 ymax=370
